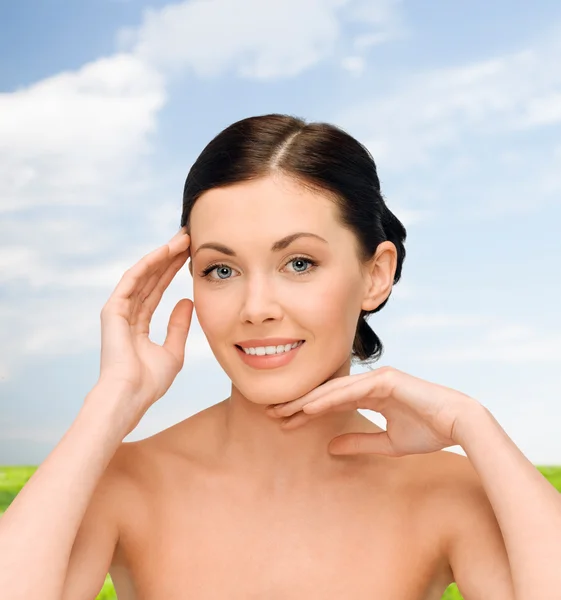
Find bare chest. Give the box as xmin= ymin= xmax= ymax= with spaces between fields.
xmin=110 ymin=472 xmax=452 ymax=600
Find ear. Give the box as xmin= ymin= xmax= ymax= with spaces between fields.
xmin=361 ymin=241 xmax=397 ymax=312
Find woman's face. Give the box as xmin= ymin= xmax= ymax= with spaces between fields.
xmin=188 ymin=173 xmax=386 ymax=406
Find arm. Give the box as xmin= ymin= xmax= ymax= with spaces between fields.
xmin=441 ymin=452 xmax=515 ymax=599
xmin=449 ymin=403 xmax=561 ymax=599
xmin=0 ymin=229 xmax=192 ymax=600
xmin=0 ymin=383 xmax=132 ymax=600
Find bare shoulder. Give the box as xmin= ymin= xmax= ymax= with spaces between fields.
xmin=388 ymin=448 xmax=476 ymax=505
xmin=416 ymin=449 xmax=495 ymax=531
xmin=93 ymin=441 xmax=148 ymax=515
xmin=105 ymin=408 xmax=220 ymax=576
xmin=406 ymin=449 xmax=490 ymax=536
xmin=397 ymin=452 xmax=472 ymax=564
xmin=109 ymin=405 xmax=218 ymax=495
xmin=413 ymin=449 xmax=477 ymax=493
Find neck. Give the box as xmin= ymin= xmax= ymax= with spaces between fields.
xmin=214 ymin=357 xmax=374 ymax=490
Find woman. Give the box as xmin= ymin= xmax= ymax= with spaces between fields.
xmin=1 ymin=114 xmax=560 ymax=600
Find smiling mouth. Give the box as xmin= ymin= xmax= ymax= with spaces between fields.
xmin=235 ymin=341 xmax=305 ymax=355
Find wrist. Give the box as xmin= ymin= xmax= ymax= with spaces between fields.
xmin=82 ymin=381 xmax=141 ymax=439
xmin=451 ymin=398 xmax=491 ymax=448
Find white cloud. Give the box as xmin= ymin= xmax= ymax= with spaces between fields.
xmin=0 ymin=215 xmax=117 ymax=285
xmin=345 ymin=0 xmax=401 ymax=25
xmin=519 ymin=92 xmax=561 ymax=128
xmin=0 ymin=53 xmax=165 ymax=213
xmin=336 ymin=33 xmax=561 ymax=171
xmin=340 ymin=56 xmax=366 ymax=77
xmin=120 ymin=0 xmax=402 ymax=79
xmin=422 ymin=329 xmax=561 ymax=364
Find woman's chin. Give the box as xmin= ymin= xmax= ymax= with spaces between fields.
xmin=236 ymin=379 xmax=323 ymax=407
xmin=226 ymin=353 xmax=351 ymax=406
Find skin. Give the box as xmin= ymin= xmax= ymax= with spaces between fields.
xmin=2 ymin=172 xmax=505 ymax=599
xmin=105 ymin=173 xmax=459 ymax=599
xmin=186 ymin=172 xmax=396 ymax=485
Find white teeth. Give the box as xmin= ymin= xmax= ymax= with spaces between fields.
xmin=242 ymin=341 xmax=303 ymax=355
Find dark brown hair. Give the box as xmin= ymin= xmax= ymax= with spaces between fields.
xmin=181 ymin=113 xmax=407 ymax=364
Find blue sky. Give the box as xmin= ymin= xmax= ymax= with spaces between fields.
xmin=1 ymin=0 xmax=561 ymax=465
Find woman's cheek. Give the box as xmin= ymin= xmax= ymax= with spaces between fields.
xmin=192 ymin=286 xmax=226 ymax=336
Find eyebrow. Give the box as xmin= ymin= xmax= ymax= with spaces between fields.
xmin=193 ymin=232 xmax=328 ymax=258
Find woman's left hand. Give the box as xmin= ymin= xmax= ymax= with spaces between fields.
xmin=266 ymin=366 xmax=481 ymax=456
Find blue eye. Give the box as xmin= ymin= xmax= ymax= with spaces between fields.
xmin=202 ymin=264 xmax=233 ymax=280
xmin=200 ymin=256 xmax=318 ymax=282
xmin=288 ymin=258 xmax=314 ymax=273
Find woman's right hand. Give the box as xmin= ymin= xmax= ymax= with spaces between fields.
xmin=94 ymin=227 xmax=193 ymax=433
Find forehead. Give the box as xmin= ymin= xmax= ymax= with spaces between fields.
xmin=189 ymin=175 xmax=341 ymax=238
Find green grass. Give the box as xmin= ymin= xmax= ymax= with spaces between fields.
xmin=97 ymin=575 xmax=118 ymax=600
xmin=1 ymin=465 xmax=560 ymax=600
xmin=0 ymin=466 xmax=36 ymax=512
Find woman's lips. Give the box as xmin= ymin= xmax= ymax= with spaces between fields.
xmin=235 ymin=341 xmax=305 ymax=369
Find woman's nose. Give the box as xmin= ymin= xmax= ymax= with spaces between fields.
xmin=238 ymin=278 xmax=283 ymax=324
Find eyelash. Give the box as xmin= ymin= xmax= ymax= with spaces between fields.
xmin=199 ymin=256 xmax=319 ymax=283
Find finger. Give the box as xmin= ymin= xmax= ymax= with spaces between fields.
xmin=279 ymin=410 xmax=316 ymax=430
xmin=267 ymin=377 xmax=354 ymax=417
xmin=281 ymin=412 xmax=312 ymax=429
xmin=328 ymin=432 xmax=395 ymax=456
xmin=281 ymin=404 xmax=354 ymax=429
xmin=132 ymin=250 xmax=190 ymax=331
xmin=99 ymin=306 xmax=136 ymax=372
xmin=118 ymin=230 xmax=190 ymax=302
xmin=273 ymin=397 xmax=358 ymax=429
xmin=110 ymin=245 xmax=170 ymax=308
xmin=271 ymin=371 xmax=374 ymax=417
xmin=171 ymin=225 xmax=189 ymax=241
xmin=129 ymin=266 xmax=163 ymax=326
xmin=163 ymin=298 xmax=194 ymax=365
xmin=302 ymin=375 xmax=387 ymax=415
xmin=145 ymin=248 xmax=189 ymax=303
xmin=168 ymin=229 xmax=191 ymax=256
xmin=128 ymin=234 xmax=190 ymax=322
xmin=133 ymin=251 xmax=189 ymax=332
